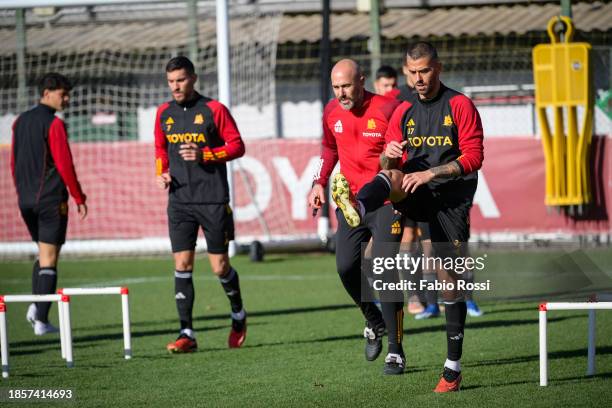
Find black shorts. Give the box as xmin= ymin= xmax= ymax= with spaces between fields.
xmin=19 ymin=201 xmax=69 ymax=245
xmin=167 ymin=202 xmax=235 ymax=254
xmin=335 ymin=204 xmax=403 ymax=304
xmin=403 ymin=216 xmax=417 ymax=228
xmin=335 ymin=203 xmax=402 ymax=275
xmin=336 ymin=203 xmax=403 ymax=253
xmin=393 ymin=180 xmax=476 ymax=243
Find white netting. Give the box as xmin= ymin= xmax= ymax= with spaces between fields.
xmin=0 ymin=4 xmax=302 ymax=257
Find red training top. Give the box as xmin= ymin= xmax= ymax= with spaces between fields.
xmin=314 ymin=91 xmax=400 ymax=195
xmin=11 ymin=104 xmax=86 ymax=206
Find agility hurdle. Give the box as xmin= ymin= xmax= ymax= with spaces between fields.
xmin=57 ymin=287 xmax=131 ymax=359
xmin=0 ymin=294 xmax=73 ymax=379
xmin=539 ymin=301 xmax=612 ymax=386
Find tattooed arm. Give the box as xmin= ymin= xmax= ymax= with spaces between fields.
xmin=401 ymin=160 xmax=462 ymax=193
xmin=429 ymin=160 xmax=462 ymax=179
xmin=380 ymin=153 xmax=399 ymax=170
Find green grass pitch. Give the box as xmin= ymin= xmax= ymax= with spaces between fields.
xmin=1 ymin=251 xmax=611 ymax=407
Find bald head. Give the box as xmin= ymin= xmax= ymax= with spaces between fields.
xmin=331 ymin=59 xmax=362 ymax=82
xmin=331 ymin=59 xmax=365 ymax=110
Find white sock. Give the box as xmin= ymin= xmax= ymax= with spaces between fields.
xmin=445 ymin=358 xmax=461 ymax=372
xmin=231 ymin=308 xmax=246 ymax=321
xmin=180 ymin=328 xmax=195 ymax=339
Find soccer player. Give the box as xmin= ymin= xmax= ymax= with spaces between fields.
xmin=155 ymin=56 xmax=246 ymax=353
xmin=308 ymin=59 xmax=406 ymax=374
xmin=385 ymin=49 xmax=482 ymax=320
xmin=373 ymin=65 xmax=398 ymax=96
xmin=11 ymin=73 xmax=87 ymax=335
xmin=375 ymin=65 xmax=424 ymax=316
xmin=332 ymin=42 xmax=484 ymax=392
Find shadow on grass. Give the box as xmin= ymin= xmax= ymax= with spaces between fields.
xmin=461 ymin=369 xmax=612 ymax=391
xmin=6 ymin=306 xmax=585 ymax=357
xmin=71 ymin=302 xmax=584 ymax=332
xmin=259 ymin=257 xmax=290 ymax=264
xmin=402 ymin=315 xmax=580 ymax=337
xmin=10 ymin=303 xmax=351 ymax=353
xmin=9 ymin=348 xmax=47 ymax=357
xmin=9 ymin=322 xmax=269 ymax=352
xmin=14 ymin=372 xmax=55 ymax=378
xmin=464 ymin=346 xmax=612 ymax=369
xmin=552 ymin=371 xmax=612 ymax=383
xmin=195 ymin=303 xmax=355 ymax=323
xmin=475 ymin=305 xmax=542 ymax=315
xmin=74 ymin=303 xmax=355 ymax=331
xmin=204 ymin=316 xmax=579 ymax=355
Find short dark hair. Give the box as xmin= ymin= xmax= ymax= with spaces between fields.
xmin=38 ymin=73 xmax=72 ymax=97
xmin=166 ymin=56 xmax=195 ymax=76
xmin=406 ymin=41 xmax=438 ymax=62
xmin=376 ymin=65 xmax=398 ymax=80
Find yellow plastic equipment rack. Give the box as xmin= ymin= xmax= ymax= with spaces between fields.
xmin=532 ymin=15 xmax=593 ymax=207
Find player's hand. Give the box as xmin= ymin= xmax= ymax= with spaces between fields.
xmin=157 ymin=173 xmax=171 ymax=189
xmin=77 ymin=203 xmax=88 ymax=220
xmin=401 ymin=170 xmax=435 ymax=193
xmin=384 ymin=141 xmax=407 ymax=159
xmin=308 ymin=184 xmax=325 ymax=209
xmin=179 ymin=143 xmax=203 ymax=162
